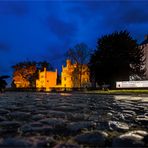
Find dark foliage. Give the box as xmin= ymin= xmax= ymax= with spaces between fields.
xmin=89 ymin=31 xmax=145 ymax=87
xmin=0 ymin=75 xmax=9 ymax=92
xmin=37 ymin=61 xmax=54 ymax=71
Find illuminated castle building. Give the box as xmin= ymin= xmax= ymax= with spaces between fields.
xmin=61 ymin=59 xmax=90 ymax=88
xmin=13 ymin=59 xmax=90 ymax=90
xmin=36 ymin=68 xmax=57 ymax=91
xmin=35 ymin=59 xmax=90 ymax=90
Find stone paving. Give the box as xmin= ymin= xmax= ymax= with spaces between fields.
xmin=0 ymin=92 xmax=147 ymax=147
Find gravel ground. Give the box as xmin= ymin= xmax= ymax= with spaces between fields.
xmin=0 ymin=92 xmax=147 ymax=147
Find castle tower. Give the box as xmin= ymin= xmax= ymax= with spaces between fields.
xmin=44 ymin=67 xmax=46 ymax=72
xmin=66 ymin=59 xmax=71 ymax=68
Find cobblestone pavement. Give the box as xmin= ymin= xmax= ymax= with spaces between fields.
xmin=0 ymin=92 xmax=147 ymax=147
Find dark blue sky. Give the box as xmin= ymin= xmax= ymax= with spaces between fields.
xmin=0 ymin=0 xmax=148 ymax=84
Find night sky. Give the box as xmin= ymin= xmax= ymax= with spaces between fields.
xmin=0 ymin=0 xmax=148 ymax=85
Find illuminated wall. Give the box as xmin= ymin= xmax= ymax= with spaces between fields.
xmin=36 ymin=68 xmax=57 ymax=90
xmin=13 ymin=60 xmax=90 ymax=90
xmin=61 ymin=59 xmax=90 ymax=88
xmin=61 ymin=60 xmax=75 ymax=88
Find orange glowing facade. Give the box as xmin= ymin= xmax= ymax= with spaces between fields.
xmin=13 ymin=59 xmax=90 ymax=90
xmin=61 ymin=59 xmax=90 ymax=88
xmin=36 ymin=68 xmax=57 ymax=91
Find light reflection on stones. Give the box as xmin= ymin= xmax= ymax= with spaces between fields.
xmin=0 ymin=92 xmax=147 ymax=147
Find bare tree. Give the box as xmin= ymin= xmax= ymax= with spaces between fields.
xmin=66 ymin=43 xmax=91 ymax=87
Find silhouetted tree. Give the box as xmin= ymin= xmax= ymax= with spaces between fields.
xmin=0 ymin=75 xmax=9 ymax=92
xmin=37 ymin=61 xmax=54 ymax=71
xmin=66 ymin=43 xmax=91 ymax=87
xmin=89 ymin=31 xmax=145 ymax=88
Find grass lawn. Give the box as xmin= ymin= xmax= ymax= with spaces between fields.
xmin=86 ymin=89 xmax=148 ymax=94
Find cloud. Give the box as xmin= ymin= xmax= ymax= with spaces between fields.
xmin=82 ymin=1 xmax=147 ymax=37
xmin=0 ymin=42 xmax=10 ymax=52
xmin=0 ymin=1 xmax=28 ymax=16
xmin=0 ymin=0 xmax=148 ymax=77
xmin=120 ymin=6 xmax=148 ymax=24
xmin=46 ymin=16 xmax=77 ymax=41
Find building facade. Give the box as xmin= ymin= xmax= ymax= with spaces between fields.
xmin=140 ymin=35 xmax=148 ymax=79
xmin=13 ymin=59 xmax=90 ymax=90
xmin=36 ymin=68 xmax=57 ymax=91
xmin=61 ymin=59 xmax=90 ymax=89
